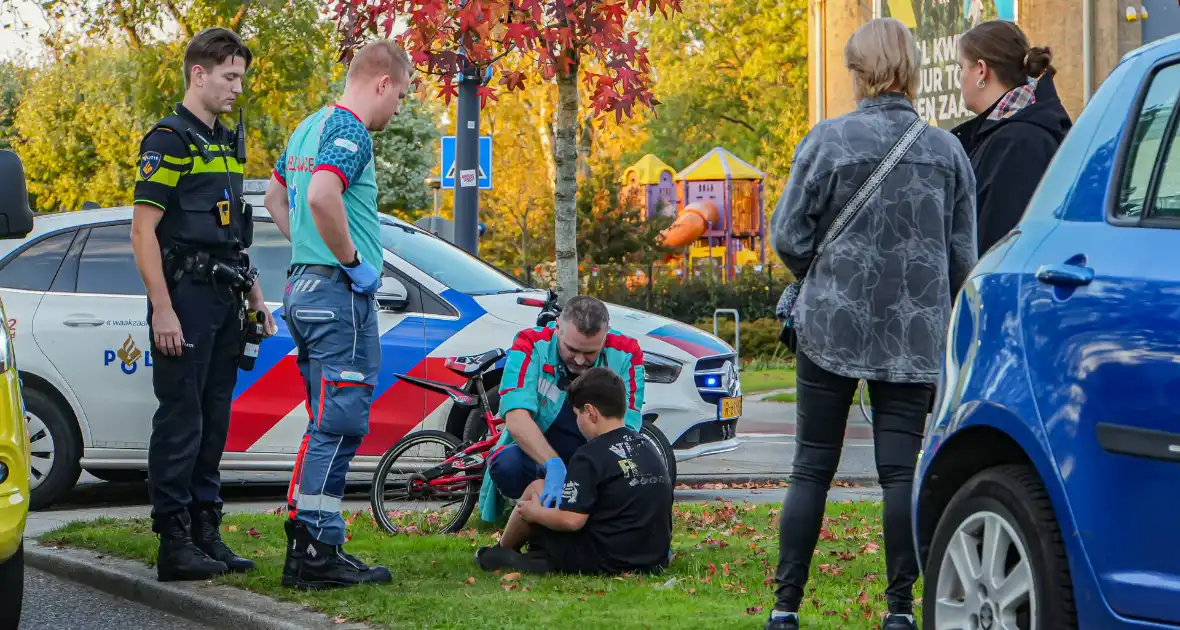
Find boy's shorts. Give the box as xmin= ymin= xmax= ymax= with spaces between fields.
xmin=525 ymin=527 xmax=595 ymax=574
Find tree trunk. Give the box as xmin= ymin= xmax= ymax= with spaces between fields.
xmin=554 ymin=54 xmax=580 ymax=304
xmin=577 ymin=113 xmax=593 ymax=182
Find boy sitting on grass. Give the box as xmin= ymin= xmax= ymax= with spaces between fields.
xmin=475 ymin=367 xmax=673 ymax=575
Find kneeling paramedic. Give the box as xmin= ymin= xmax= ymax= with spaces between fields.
xmin=130 ymin=27 xmax=278 ymax=582
xmin=264 ymin=40 xmax=412 ymax=591
xmin=476 ymin=367 xmax=673 ymax=576
xmin=479 ymin=295 xmax=647 ymax=522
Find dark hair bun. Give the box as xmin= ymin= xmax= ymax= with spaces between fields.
xmin=1025 ymin=45 xmax=1055 ymax=78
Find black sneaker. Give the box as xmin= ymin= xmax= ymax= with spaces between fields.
xmin=153 ymin=512 xmax=228 ymax=582
xmin=294 ymin=528 xmax=391 ymax=591
xmin=281 ymin=518 xmax=303 ymax=587
xmin=764 ymin=612 xmax=800 ymax=630
xmin=190 ymin=505 xmax=255 ymax=573
xmin=474 ymin=545 xmax=551 ymax=574
xmin=882 ymin=613 xmax=918 ymax=629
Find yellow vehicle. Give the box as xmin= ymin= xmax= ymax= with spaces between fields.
xmin=0 ymin=149 xmax=39 ymax=628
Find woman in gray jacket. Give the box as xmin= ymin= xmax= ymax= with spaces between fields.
xmin=763 ymin=18 xmax=978 ymax=630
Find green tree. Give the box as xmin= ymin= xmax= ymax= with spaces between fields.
xmin=576 ymin=164 xmax=674 ymax=265
xmin=642 ymin=0 xmax=810 ymax=190
xmin=0 ymin=60 xmax=27 ymax=152
xmin=371 ymin=93 xmax=443 ymax=220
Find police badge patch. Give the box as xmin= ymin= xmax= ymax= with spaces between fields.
xmin=139 ymin=151 xmax=162 ymax=179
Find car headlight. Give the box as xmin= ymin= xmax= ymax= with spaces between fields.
xmin=644 ymin=353 xmax=683 ymax=384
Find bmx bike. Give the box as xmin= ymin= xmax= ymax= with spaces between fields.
xmin=369 ymin=290 xmax=677 ymax=535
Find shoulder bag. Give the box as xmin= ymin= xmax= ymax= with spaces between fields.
xmin=777 ymin=115 xmax=928 ymax=352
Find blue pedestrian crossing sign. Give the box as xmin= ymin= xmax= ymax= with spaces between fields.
xmin=440 ymin=135 xmax=492 ymax=190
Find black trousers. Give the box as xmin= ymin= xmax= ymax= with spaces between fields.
xmin=146 ymin=276 xmax=244 ymax=522
xmin=773 ymin=349 xmax=930 ymax=615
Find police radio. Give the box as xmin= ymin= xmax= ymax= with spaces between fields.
xmin=235 ymin=107 xmax=247 ymax=163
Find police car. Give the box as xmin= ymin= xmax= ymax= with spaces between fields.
xmin=0 ymin=181 xmax=743 ymax=510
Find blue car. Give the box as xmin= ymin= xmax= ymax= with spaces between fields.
xmin=913 ymin=36 xmax=1180 ymax=630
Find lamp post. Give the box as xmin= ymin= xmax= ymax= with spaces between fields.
xmin=425 ymin=177 xmax=441 ymax=217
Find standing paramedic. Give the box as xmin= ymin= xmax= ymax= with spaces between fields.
xmin=478 ymin=295 xmax=647 ymax=523
xmin=131 ymin=27 xmax=278 ymax=583
xmin=263 ymin=40 xmax=411 ymax=591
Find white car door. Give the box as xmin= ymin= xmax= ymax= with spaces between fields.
xmin=32 ymin=222 xmax=158 ymax=449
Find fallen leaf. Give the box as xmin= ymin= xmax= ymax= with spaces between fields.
xmin=502 ymin=572 xmax=521 ymax=582
xmin=501 ymin=584 xmax=517 ymax=591
xmin=858 ymin=589 xmax=870 ymax=604
xmin=225 ymin=525 xmax=240 ymax=533
xmin=688 ymin=588 xmax=696 ymax=595
xmin=744 ymin=605 xmax=765 ymax=616
xmin=722 ymin=564 xmax=730 ymax=577
xmin=247 ymin=528 xmax=262 ymax=537
xmin=465 ymin=577 xmax=476 ymax=585
xmin=331 ymin=616 xmax=349 ymax=624
xmin=861 ymin=542 xmax=880 ymax=554
xmin=763 ymin=576 xmax=774 ymax=586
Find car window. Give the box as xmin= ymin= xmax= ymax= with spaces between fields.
xmin=249 ymin=221 xmax=294 ymax=303
xmin=0 ymin=230 xmax=76 ymax=292
xmin=380 ymin=221 xmax=526 ymax=295
xmin=77 ymin=224 xmax=145 ymax=296
xmin=1116 ymin=64 xmax=1180 ymax=220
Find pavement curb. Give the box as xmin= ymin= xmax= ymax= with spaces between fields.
xmin=678 ymin=472 xmax=880 ymax=486
xmin=24 ymin=541 xmax=370 ymax=630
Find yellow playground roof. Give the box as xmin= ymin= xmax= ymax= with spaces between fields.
xmin=622 ymin=154 xmax=677 ymax=186
xmin=675 ymin=147 xmax=764 ymax=182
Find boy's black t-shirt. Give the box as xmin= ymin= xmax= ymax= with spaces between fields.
xmin=541 ymin=426 xmax=673 ymax=574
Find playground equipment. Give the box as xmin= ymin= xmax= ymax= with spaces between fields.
xmin=620 ymin=154 xmax=679 ymax=220
xmin=659 ymin=200 xmax=718 ymax=248
xmin=670 ymin=147 xmax=768 ymax=279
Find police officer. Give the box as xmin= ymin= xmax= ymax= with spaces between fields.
xmin=130 ymin=27 xmax=277 ymax=583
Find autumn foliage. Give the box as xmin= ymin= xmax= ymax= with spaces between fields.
xmin=326 ymin=0 xmax=682 ymax=122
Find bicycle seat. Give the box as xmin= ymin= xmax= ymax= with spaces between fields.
xmin=445 ymin=348 xmax=507 ymax=376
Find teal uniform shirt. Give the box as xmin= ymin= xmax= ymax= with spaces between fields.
xmin=273 ymin=104 xmax=382 ymax=268
xmin=478 ymin=322 xmax=646 ymax=521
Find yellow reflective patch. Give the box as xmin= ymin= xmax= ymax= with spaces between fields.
xmin=162 ymin=155 xmax=191 ymax=166
xmin=190 ymin=156 xmax=244 ymax=175
xmin=136 ymin=165 xmax=180 ymax=186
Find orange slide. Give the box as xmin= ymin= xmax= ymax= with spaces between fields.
xmin=659 ymin=200 xmax=719 ymax=248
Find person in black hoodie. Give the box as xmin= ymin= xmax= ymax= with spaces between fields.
xmin=952 ymin=20 xmax=1072 ymax=254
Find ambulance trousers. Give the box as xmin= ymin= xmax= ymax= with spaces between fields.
xmin=283 ymin=265 xmax=380 ymax=545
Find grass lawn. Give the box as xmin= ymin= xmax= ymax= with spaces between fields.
xmin=41 ymin=501 xmax=917 ymax=629
xmin=763 ymin=392 xmax=797 ymax=403
xmin=741 ymin=368 xmax=797 ymax=394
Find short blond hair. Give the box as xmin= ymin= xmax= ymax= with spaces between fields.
xmin=346 ymin=40 xmax=413 ymax=85
xmin=844 ymin=18 xmax=920 ymax=101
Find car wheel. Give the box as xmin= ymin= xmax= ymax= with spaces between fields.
xmin=0 ymin=541 xmax=24 ymax=629
xmin=640 ymin=420 xmax=677 ymax=487
xmin=85 ymin=469 xmax=147 ymax=483
xmin=25 ymin=388 xmax=81 ymax=511
xmin=923 ymin=464 xmax=1077 ymax=630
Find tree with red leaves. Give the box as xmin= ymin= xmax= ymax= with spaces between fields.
xmin=326 ymin=0 xmax=682 ymax=301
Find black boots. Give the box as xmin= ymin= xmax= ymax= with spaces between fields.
xmin=153 ymin=511 xmax=227 ymax=582
xmin=284 ymin=518 xmax=391 ymax=590
xmin=190 ymin=505 xmax=255 ymax=573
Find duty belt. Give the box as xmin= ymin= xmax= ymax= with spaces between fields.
xmin=166 ymin=249 xmax=255 ymax=292
xmin=288 ymin=264 xmax=350 ymax=283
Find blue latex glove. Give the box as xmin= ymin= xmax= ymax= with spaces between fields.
xmin=539 ymin=457 xmax=567 ymax=508
xmin=343 ymin=261 xmax=381 ymax=295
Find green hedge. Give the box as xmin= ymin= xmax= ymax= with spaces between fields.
xmin=585 ymin=264 xmax=794 ymax=325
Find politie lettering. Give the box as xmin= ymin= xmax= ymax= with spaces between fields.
xmin=103 ymin=349 xmax=153 ymax=375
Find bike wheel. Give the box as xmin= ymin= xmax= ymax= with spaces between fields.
xmin=370 ymin=430 xmax=480 ymax=536
xmin=640 ymin=421 xmax=678 ymax=487
xmin=857 ymin=379 xmax=873 ymax=425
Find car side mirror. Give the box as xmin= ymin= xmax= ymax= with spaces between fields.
xmin=0 ymin=151 xmax=36 ymax=240
xmin=376 ymin=276 xmax=409 ymax=312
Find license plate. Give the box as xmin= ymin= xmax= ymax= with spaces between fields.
xmin=719 ymin=396 xmax=742 ymax=420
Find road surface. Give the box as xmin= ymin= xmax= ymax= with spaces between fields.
xmin=19 ymin=567 xmax=208 ymax=629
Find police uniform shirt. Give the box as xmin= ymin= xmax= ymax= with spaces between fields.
xmin=133 ymin=103 xmax=238 ymax=212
